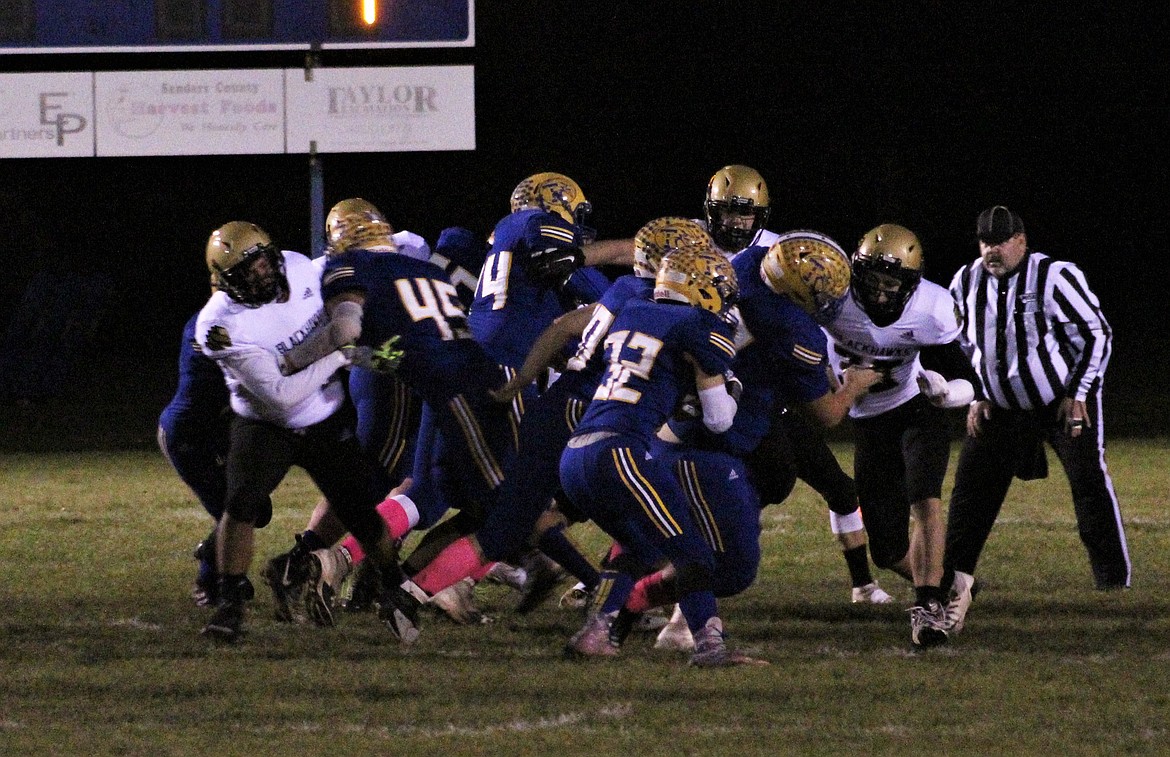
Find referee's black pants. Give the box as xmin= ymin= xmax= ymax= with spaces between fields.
xmin=944 ymin=389 xmax=1130 ymax=589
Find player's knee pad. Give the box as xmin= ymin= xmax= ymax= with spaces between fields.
xmin=224 ymin=494 xmax=272 ymax=528
xmin=752 ymin=467 xmax=798 ymax=506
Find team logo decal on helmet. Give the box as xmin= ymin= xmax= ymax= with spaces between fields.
xmin=510 ymin=172 xmax=596 ymax=244
xmin=205 ymin=221 xmax=288 ymax=307
xmin=705 ymin=164 xmax=772 ymax=252
xmin=760 ymin=230 xmax=851 ymax=324
xmin=634 ymin=216 xmax=714 ymax=279
xmin=325 ymin=197 xmax=397 ymax=255
xmin=851 ymin=223 xmax=924 ymax=325
xmin=655 ymin=247 xmax=739 ymax=318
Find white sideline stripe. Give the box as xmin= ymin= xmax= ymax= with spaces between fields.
xmin=110 ymin=618 xmax=164 ymax=631
xmin=228 ymin=703 xmax=634 ymax=738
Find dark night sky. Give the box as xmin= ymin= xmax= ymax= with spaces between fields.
xmin=1 ymin=2 xmax=1166 ymax=437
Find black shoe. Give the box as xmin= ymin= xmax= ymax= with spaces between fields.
xmin=340 ymin=561 xmax=380 ymax=613
xmin=261 ymin=537 xmax=312 ymax=623
xmin=514 ymin=552 xmax=567 ymax=615
xmin=375 ymin=584 xmax=423 ymax=644
xmin=192 ymin=534 xmax=220 ymax=607
xmin=201 ymin=600 xmax=245 ymax=642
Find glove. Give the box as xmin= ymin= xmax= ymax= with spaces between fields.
xmin=341 ymin=335 xmax=404 ymax=374
xmin=916 ymin=369 xmax=949 ymax=402
xmin=916 ymin=369 xmax=975 ymax=409
xmin=674 ymin=391 xmax=701 ymax=421
xmin=524 ymin=246 xmax=585 ymax=289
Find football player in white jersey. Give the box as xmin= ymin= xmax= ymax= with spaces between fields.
xmin=823 ymin=224 xmax=980 ymax=648
xmin=194 ymin=221 xmax=418 ymax=643
xmin=705 ymin=165 xmax=889 ymax=604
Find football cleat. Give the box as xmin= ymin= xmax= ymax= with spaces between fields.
xmin=200 ymin=576 xmax=252 ymax=643
xmin=201 ymin=600 xmax=245 ymax=643
xmin=514 ymin=552 xmax=568 ymax=614
xmin=303 ymin=547 xmax=351 ymax=628
xmin=851 ymin=581 xmax=895 ymax=605
xmin=339 ymin=560 xmax=379 ymax=613
xmin=558 ymin=582 xmax=590 ymax=610
xmin=376 ymin=582 xmax=424 ymax=645
xmin=942 ymin=571 xmax=975 ymax=634
xmin=654 ymin=604 xmax=695 ymax=652
xmin=909 ymin=600 xmax=949 ymax=648
xmin=427 ymin=577 xmax=485 ymax=625
xmin=688 ymin=617 xmax=769 ymax=668
xmin=261 ymin=538 xmax=312 ymax=623
xmin=191 ymin=536 xmax=219 ymax=608
xmin=484 ymin=561 xmax=528 ymax=593
xmin=564 ymin=612 xmax=620 ymax=659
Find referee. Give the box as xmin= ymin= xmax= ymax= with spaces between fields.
xmin=941 ymin=206 xmax=1130 ymax=632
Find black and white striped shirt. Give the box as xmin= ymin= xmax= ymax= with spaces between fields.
xmin=949 ymin=250 xmax=1111 ymax=410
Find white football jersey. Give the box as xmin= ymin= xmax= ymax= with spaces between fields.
xmin=392 ymin=229 xmax=432 ymax=262
xmin=823 ymin=279 xmax=961 ymax=418
xmin=694 ymin=218 xmax=780 ymax=259
xmin=196 ymin=250 xmax=346 ymax=429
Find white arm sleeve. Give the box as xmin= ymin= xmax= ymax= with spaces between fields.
xmin=219 ymin=344 xmax=347 ymax=410
xmin=698 ymin=383 xmax=738 ymax=433
xmin=278 ymin=300 xmax=364 ymax=375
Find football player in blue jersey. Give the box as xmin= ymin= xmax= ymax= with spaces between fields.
xmin=263 ymin=197 xmax=530 ymax=637
xmin=558 ymin=245 xmax=767 ymax=667
xmin=638 ymin=231 xmax=884 ymax=651
xmin=404 ymin=217 xmax=716 ymax=620
xmin=705 ymin=166 xmax=891 ymax=606
xmin=158 ymin=308 xmax=231 ymax=607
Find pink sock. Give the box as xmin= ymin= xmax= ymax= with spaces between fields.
xmin=412 ymin=536 xmax=492 ymax=595
xmin=625 ymin=571 xmax=672 ymax=614
xmin=340 ymin=494 xmax=421 ymax=565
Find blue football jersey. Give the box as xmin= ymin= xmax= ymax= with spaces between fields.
xmin=430 ymin=226 xmax=488 ymax=309
xmin=321 ymin=249 xmax=502 ymax=404
xmin=573 ymin=299 xmax=737 ymax=443
xmin=557 ymin=274 xmax=655 ymax=399
xmin=159 ymin=312 xmax=230 ymax=432
xmin=470 ymin=208 xmax=605 ymax=368
xmin=684 ymin=245 xmax=833 ymax=456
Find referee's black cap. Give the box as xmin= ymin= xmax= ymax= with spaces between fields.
xmin=976 ymin=205 xmax=1025 ymax=245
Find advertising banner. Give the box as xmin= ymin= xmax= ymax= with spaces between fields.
xmin=0 ymin=72 xmax=93 ymax=158
xmin=0 ymin=65 xmax=473 ymax=158
xmin=94 ymin=70 xmax=286 ymax=157
xmin=286 ymin=65 xmax=474 ymax=153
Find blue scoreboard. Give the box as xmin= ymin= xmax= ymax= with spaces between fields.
xmin=0 ymin=0 xmax=473 ymax=52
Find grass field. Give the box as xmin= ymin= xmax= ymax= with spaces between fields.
xmin=2 ymin=439 xmax=1168 ymax=756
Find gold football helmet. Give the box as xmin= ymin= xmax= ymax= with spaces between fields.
xmin=633 ymin=216 xmax=714 ymax=279
xmin=509 ymin=172 xmax=595 ymax=243
xmin=851 ymin=223 xmax=924 ymax=324
xmin=761 ymin=230 xmax=851 ymax=324
xmin=654 ymin=247 xmax=739 ymax=318
xmin=205 ymin=221 xmax=287 ymax=307
xmin=325 ymin=197 xmax=397 ymax=254
xmin=705 ymin=164 xmax=772 ymax=252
